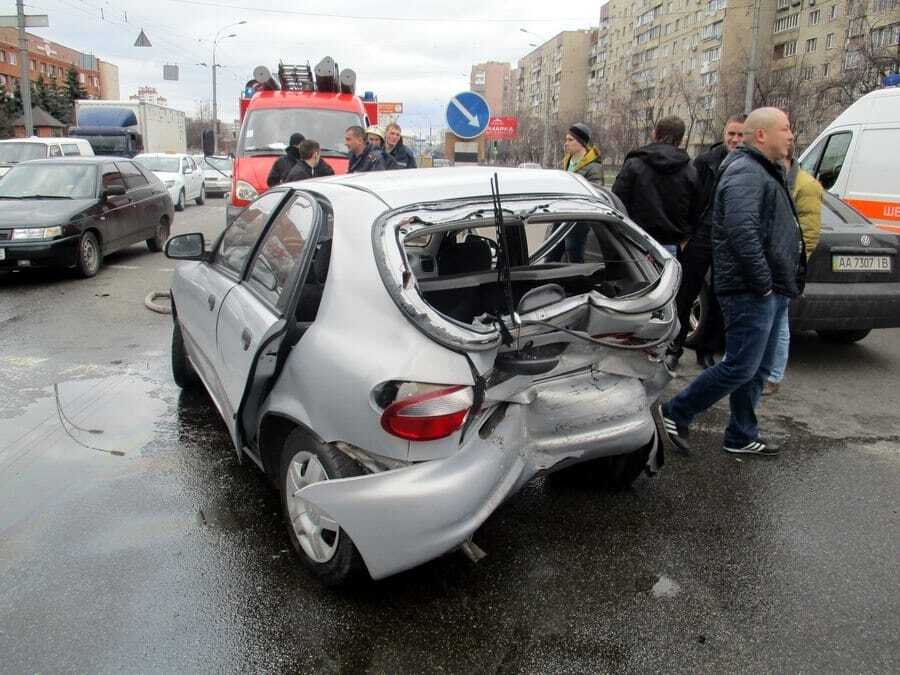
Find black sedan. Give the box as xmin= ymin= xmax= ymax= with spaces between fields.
xmin=0 ymin=157 xmax=175 ymax=277
xmin=687 ymin=192 xmax=900 ymax=345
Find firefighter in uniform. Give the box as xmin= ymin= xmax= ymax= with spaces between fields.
xmin=344 ymin=125 xmax=387 ymax=173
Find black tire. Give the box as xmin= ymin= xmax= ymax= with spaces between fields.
xmin=683 ymin=282 xmax=710 ymax=349
xmin=195 ymin=184 xmax=205 ymax=206
xmin=547 ymin=435 xmax=654 ymax=491
xmin=594 ymin=437 xmax=654 ymax=491
xmin=146 ymin=216 xmax=170 ymax=252
xmin=171 ymin=320 xmax=199 ymax=389
xmin=76 ymin=230 xmax=101 ymax=278
xmin=817 ymin=329 xmax=871 ymax=344
xmin=175 ymin=189 xmax=185 ymax=212
xmin=279 ymin=430 xmax=366 ymax=586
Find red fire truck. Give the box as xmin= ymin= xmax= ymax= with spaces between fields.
xmin=227 ymin=57 xmax=379 ymax=225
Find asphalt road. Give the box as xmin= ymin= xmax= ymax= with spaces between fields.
xmin=1 ymin=200 xmax=898 ymax=674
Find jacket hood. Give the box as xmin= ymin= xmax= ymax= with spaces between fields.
xmin=562 ymin=146 xmax=601 ymax=172
xmin=625 ymin=142 xmax=690 ymax=174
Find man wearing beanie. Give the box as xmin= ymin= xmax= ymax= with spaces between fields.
xmin=563 ymin=123 xmax=604 ymax=186
xmin=267 ymin=132 xmax=306 ymax=188
xmin=548 ymin=123 xmax=604 ymax=263
xmin=612 ymin=116 xmax=699 ymax=253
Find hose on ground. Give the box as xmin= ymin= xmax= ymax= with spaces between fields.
xmin=145 ymin=290 xmax=172 ymax=315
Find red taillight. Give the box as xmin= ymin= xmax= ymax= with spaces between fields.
xmin=380 ymin=384 xmax=474 ymax=441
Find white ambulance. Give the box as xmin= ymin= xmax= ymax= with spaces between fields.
xmin=799 ymin=85 xmax=900 ymax=233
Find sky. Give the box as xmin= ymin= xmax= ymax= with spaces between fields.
xmin=9 ymin=0 xmax=604 ymax=136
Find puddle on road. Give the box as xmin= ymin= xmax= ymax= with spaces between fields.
xmin=0 ymin=372 xmax=172 ymax=529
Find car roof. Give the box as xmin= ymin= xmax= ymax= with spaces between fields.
xmin=135 ymin=153 xmax=189 ymax=158
xmin=18 ymin=157 xmax=121 ymax=165
xmin=0 ymin=137 xmax=75 ymax=146
xmin=300 ymin=167 xmax=593 ymax=208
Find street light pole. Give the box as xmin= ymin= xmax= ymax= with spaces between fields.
xmin=210 ymin=20 xmax=245 ymax=154
xmin=16 ymin=0 xmax=33 ymax=136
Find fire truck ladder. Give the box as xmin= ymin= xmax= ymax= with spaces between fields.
xmin=278 ymin=63 xmax=315 ymax=91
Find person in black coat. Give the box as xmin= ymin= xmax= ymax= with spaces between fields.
xmin=267 ymin=132 xmax=305 ymax=188
xmin=666 ymin=114 xmax=745 ymax=371
xmin=612 ymin=116 xmax=699 ymax=251
xmin=344 ymin=126 xmax=387 ymax=173
xmin=384 ymin=122 xmax=417 ymax=169
xmin=284 ymin=140 xmax=336 ymax=182
xmin=662 ymin=107 xmax=803 ymax=458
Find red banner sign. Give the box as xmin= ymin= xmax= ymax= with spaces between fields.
xmin=485 ymin=116 xmax=518 ymax=140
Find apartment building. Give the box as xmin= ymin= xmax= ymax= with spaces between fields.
xmin=588 ymin=0 xmax=898 ymax=151
xmin=470 ymin=61 xmax=511 ymax=116
xmin=514 ymin=30 xmax=594 ymax=127
xmin=0 ymin=28 xmax=118 ymax=99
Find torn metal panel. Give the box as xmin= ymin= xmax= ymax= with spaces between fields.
xmin=298 ymin=369 xmax=658 ymax=580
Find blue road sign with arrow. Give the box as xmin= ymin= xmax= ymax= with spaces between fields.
xmin=445 ymin=91 xmax=490 ymax=139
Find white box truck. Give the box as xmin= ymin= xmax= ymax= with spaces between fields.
xmin=70 ymin=100 xmax=187 ymax=157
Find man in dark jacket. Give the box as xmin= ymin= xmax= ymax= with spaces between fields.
xmin=666 ymin=114 xmax=745 ymax=371
xmin=384 ymin=123 xmax=417 ymax=169
xmin=284 ymin=140 xmax=335 ymax=182
xmin=267 ymin=132 xmax=305 ymax=188
xmin=612 ymin=116 xmax=699 ymax=251
xmin=662 ymin=108 xmax=804 ymax=458
xmin=345 ymin=126 xmax=387 ymax=173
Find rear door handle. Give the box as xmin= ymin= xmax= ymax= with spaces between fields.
xmin=241 ymin=328 xmax=252 ymax=351
xmin=207 ymin=294 xmax=215 ymax=311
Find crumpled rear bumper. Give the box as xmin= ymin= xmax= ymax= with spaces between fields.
xmin=299 ymin=370 xmax=661 ymax=579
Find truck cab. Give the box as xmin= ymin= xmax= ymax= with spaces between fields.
xmin=227 ymin=58 xmax=377 ymax=225
xmin=68 ymin=126 xmax=143 ymax=158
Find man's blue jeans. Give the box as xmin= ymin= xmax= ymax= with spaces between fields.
xmin=663 ymin=292 xmax=790 ymax=447
xmin=768 ymin=312 xmax=791 ymax=383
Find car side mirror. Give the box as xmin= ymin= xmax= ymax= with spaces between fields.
xmin=103 ymin=184 xmax=127 ymax=199
xmin=165 ymin=233 xmax=205 ymax=260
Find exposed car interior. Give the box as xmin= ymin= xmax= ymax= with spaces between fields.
xmin=404 ymin=218 xmax=658 ymax=325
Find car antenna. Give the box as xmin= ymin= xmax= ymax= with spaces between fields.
xmin=490 ymin=174 xmax=519 ymax=344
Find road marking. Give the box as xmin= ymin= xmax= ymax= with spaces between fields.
xmin=109 ymin=265 xmax=141 ymax=270
xmin=157 ymin=268 xmax=174 ymax=272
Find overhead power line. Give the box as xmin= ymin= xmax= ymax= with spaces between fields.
xmin=159 ymin=0 xmax=597 ymax=24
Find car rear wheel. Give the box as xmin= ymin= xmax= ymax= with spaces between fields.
xmin=171 ymin=319 xmax=199 ymax=388
xmin=195 ymin=184 xmax=205 ymax=206
xmin=684 ymin=284 xmax=710 ymax=349
xmin=280 ymin=431 xmax=366 ymax=586
xmin=594 ymin=436 xmax=654 ymax=491
xmin=817 ymin=329 xmax=871 ymax=344
xmin=76 ymin=231 xmax=101 ymax=278
xmin=147 ymin=216 xmax=170 ymax=252
xmin=175 ymin=189 xmax=185 ymax=212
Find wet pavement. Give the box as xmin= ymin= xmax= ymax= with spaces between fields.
xmin=1 ymin=202 xmax=898 ymax=673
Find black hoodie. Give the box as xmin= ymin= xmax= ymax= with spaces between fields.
xmin=267 ymin=145 xmax=301 ymax=188
xmin=612 ymin=142 xmax=699 ymax=245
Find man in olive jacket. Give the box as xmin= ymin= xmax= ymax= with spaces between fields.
xmin=764 ymin=144 xmax=823 ymax=394
xmin=662 ymin=107 xmax=804 ymax=458
xmin=547 ymin=123 xmax=604 ymax=262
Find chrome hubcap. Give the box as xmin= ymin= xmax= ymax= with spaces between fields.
xmin=81 ymin=237 xmax=97 ymax=272
xmin=285 ymin=452 xmax=339 ymax=563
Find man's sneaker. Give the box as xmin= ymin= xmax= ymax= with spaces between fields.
xmin=662 ymin=411 xmax=691 ymax=455
xmin=722 ymin=439 xmax=780 ymax=456
xmin=664 ymin=351 xmax=681 ymax=372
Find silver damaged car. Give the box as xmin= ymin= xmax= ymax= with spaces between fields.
xmin=165 ymin=167 xmax=680 ymax=585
